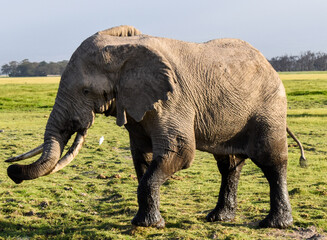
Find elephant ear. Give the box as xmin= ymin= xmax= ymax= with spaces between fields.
xmin=102 ymin=44 xmax=176 ymax=126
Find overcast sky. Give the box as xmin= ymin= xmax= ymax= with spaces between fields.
xmin=1 ymin=0 xmax=327 ymax=66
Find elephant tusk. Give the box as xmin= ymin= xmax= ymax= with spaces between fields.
xmin=5 ymin=144 xmax=44 ymax=163
xmin=45 ymin=132 xmax=85 ymax=175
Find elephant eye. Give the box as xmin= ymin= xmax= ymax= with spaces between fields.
xmin=83 ymin=88 xmax=90 ymax=96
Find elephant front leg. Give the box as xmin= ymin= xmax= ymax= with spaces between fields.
xmin=132 ymin=144 xmax=195 ymax=228
xmin=131 ymin=160 xmax=166 ymax=228
xmin=129 ymin=135 xmax=152 ymax=182
xmin=131 ymin=148 xmax=152 ymax=182
xmin=207 ymin=155 xmax=245 ymax=222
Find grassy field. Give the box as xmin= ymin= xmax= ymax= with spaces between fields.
xmin=0 ymin=74 xmax=326 ymax=239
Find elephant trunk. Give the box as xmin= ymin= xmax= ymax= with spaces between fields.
xmin=7 ymin=135 xmax=63 ymax=184
xmin=7 ymin=130 xmax=86 ymax=184
xmin=7 ymin=99 xmax=88 ymax=184
xmin=45 ymin=132 xmax=86 ymax=175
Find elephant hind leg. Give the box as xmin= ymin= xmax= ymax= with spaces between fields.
xmin=250 ymin=132 xmax=293 ymax=228
xmin=255 ymin=160 xmax=293 ymax=228
xmin=207 ymin=154 xmax=246 ymax=222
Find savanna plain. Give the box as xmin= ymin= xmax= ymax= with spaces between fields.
xmin=0 ymin=73 xmax=326 ymax=239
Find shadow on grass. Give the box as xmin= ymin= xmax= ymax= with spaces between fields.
xmin=287 ymin=113 xmax=327 ymax=118
xmin=3 ymin=214 xmax=314 ymax=239
xmin=217 ymin=219 xmax=262 ymax=229
xmin=0 ymin=218 xmax=135 ymax=239
xmin=287 ymin=90 xmax=327 ymax=96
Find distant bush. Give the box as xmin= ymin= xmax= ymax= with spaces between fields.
xmin=268 ymin=51 xmax=327 ymax=72
xmin=1 ymin=59 xmax=68 ymax=77
xmin=3 ymin=51 xmax=327 ymax=76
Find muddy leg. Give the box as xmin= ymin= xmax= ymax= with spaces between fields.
xmin=131 ymin=148 xmax=152 ymax=182
xmin=250 ymin=127 xmax=293 ymax=229
xmin=257 ymin=161 xmax=293 ymax=228
xmin=132 ymin=144 xmax=195 ymax=228
xmin=129 ymin=135 xmax=152 ymax=182
xmin=207 ymin=155 xmax=245 ymax=222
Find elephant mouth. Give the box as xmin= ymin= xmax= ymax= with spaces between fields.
xmin=6 ymin=131 xmax=86 ymax=184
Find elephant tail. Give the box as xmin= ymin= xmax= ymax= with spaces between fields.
xmin=286 ymin=127 xmax=307 ymax=168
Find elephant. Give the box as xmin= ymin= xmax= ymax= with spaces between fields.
xmin=5 ymin=25 xmax=307 ymax=229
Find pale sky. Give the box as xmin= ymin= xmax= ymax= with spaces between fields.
xmin=1 ymin=0 xmax=327 ymax=66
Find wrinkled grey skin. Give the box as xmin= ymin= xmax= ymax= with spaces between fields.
xmin=7 ymin=25 xmax=297 ymax=228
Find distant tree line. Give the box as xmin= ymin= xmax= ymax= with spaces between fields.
xmin=268 ymin=51 xmax=327 ymax=72
xmin=1 ymin=59 xmax=68 ymax=77
xmin=2 ymin=51 xmax=327 ymax=76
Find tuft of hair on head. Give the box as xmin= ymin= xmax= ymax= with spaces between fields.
xmin=97 ymin=25 xmax=142 ymax=37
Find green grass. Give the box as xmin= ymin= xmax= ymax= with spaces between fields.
xmin=282 ymin=73 xmax=327 ymax=109
xmin=0 ymin=73 xmax=326 ymax=239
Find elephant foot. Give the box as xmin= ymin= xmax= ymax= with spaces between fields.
xmin=131 ymin=210 xmax=165 ymax=228
xmin=206 ymin=208 xmax=235 ymax=222
xmin=259 ymin=212 xmax=293 ymax=229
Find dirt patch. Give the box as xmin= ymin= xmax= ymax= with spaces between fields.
xmin=269 ymin=226 xmax=326 ymax=240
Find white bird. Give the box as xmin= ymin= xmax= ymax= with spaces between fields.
xmin=99 ymin=136 xmax=104 ymax=145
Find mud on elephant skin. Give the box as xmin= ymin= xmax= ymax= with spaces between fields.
xmin=5 ymin=25 xmax=306 ymax=229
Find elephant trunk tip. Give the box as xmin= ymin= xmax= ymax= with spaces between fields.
xmin=7 ymin=164 xmax=24 ymax=184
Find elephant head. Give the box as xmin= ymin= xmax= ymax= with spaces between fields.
xmin=6 ymin=25 xmax=175 ymax=184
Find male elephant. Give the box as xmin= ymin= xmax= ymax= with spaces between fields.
xmin=6 ymin=25 xmax=306 ymax=228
